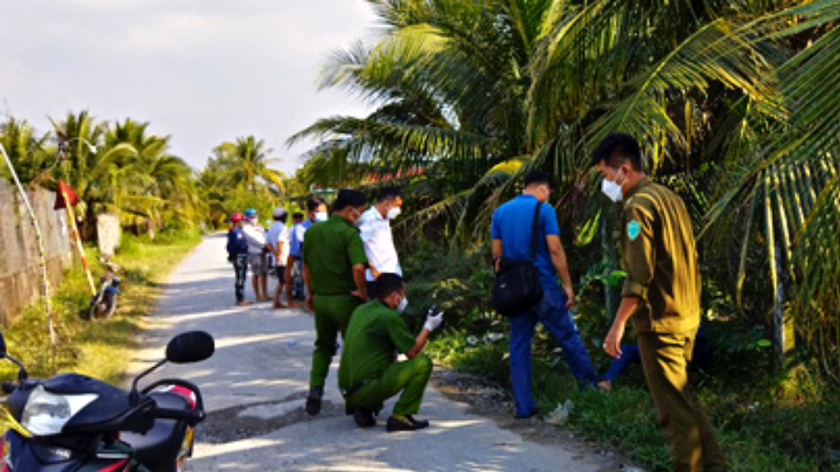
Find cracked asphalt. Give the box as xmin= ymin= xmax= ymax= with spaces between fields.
xmin=128 ymin=234 xmax=617 ymax=471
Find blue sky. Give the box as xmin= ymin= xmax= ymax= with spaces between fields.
xmin=0 ymin=0 xmax=377 ymax=173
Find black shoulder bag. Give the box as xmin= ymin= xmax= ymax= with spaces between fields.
xmin=491 ymin=202 xmax=544 ymax=317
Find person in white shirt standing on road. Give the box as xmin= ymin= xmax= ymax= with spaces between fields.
xmin=267 ymin=207 xmax=291 ymax=309
xmin=243 ymin=208 xmax=271 ymax=302
xmin=357 ymin=188 xmax=404 ymax=299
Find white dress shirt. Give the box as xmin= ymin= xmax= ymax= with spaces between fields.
xmin=358 ymin=206 xmax=402 ymax=282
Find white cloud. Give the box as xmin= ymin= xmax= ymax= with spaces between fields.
xmin=0 ymin=0 xmax=377 ymax=172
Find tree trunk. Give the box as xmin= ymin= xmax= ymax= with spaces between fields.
xmin=602 ymin=204 xmax=621 ymax=326
xmin=773 ymin=238 xmax=795 ymax=371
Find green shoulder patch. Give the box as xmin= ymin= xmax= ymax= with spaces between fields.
xmin=627 ymin=220 xmax=641 ymax=241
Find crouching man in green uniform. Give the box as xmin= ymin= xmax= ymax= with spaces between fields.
xmin=593 ymin=133 xmax=726 ymax=472
xmin=303 ymin=189 xmax=370 ymax=416
xmin=339 ymin=273 xmax=444 ymax=432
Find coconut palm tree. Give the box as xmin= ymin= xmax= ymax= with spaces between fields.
xmin=210 ymin=135 xmax=287 ymax=197
xmin=0 ymin=118 xmax=51 ymax=186
xmin=99 ymin=119 xmax=203 ymax=235
xmin=298 ymin=0 xmax=840 ymax=375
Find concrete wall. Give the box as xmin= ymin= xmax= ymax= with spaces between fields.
xmin=97 ymin=213 xmax=121 ymax=258
xmin=0 ymin=180 xmax=73 ymax=325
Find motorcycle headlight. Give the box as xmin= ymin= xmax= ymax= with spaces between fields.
xmin=20 ymin=386 xmax=98 ymax=436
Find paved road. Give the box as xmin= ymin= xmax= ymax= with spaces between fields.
xmin=129 ymin=234 xmax=614 ymax=472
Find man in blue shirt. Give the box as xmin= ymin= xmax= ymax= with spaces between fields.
xmin=284 ymin=196 xmax=328 ymax=308
xmin=226 ymin=212 xmax=251 ymax=306
xmin=491 ymin=170 xmax=599 ymax=418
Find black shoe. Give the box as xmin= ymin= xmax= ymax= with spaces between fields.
xmin=353 ymin=407 xmax=376 ymax=428
xmin=306 ymin=386 xmax=323 ymax=416
xmin=386 ymin=415 xmax=430 ymax=432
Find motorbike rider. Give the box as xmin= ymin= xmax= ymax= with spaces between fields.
xmin=338 ymin=273 xmax=443 ymax=432
xmin=227 ymin=212 xmax=251 ymax=306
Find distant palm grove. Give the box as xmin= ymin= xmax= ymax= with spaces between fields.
xmin=3 ymin=0 xmax=840 ymax=385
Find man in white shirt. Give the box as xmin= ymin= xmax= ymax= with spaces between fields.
xmin=357 ymin=188 xmax=404 ymax=299
xmin=242 ymin=208 xmax=270 ymax=302
xmin=267 ymin=207 xmax=290 ymax=308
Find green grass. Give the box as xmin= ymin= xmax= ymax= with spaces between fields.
xmin=0 ymin=227 xmax=202 ymax=386
xmin=428 ymin=330 xmax=840 ymax=472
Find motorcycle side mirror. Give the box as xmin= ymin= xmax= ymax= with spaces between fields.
xmin=130 ymin=331 xmax=215 ymax=405
xmin=166 ymin=331 xmax=215 ymax=364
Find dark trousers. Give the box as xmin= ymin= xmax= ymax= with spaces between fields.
xmin=602 ymin=344 xmax=641 ymax=382
xmin=233 ymin=254 xmax=248 ymax=302
xmin=509 ymin=278 xmax=598 ymax=416
xmin=638 ymin=330 xmax=726 ymax=472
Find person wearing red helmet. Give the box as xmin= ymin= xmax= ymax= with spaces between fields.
xmin=227 ymin=212 xmax=251 ymax=306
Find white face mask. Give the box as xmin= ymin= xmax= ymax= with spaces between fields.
xmin=314 ymin=212 xmax=329 ymax=222
xmin=387 ymin=207 xmax=402 ymax=220
xmin=601 ymin=170 xmax=624 ymax=203
xmin=396 ymin=296 xmax=408 ymax=314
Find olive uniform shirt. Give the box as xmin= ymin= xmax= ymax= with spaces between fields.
xmin=302 ymin=214 xmax=368 ymax=296
xmin=338 ymin=300 xmax=416 ymax=391
xmin=621 ymin=177 xmax=700 ymax=334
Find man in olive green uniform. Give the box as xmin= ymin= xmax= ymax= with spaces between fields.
xmin=339 ymin=273 xmax=444 ymax=431
xmin=303 ymin=189 xmax=370 ymax=416
xmin=593 ymin=133 xmax=726 ymax=472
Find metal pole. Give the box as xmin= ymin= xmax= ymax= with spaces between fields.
xmin=0 ymin=143 xmax=55 ymax=346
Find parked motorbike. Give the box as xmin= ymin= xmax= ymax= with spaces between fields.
xmin=88 ymin=270 xmax=121 ymax=320
xmin=0 ymin=329 xmax=214 ymax=472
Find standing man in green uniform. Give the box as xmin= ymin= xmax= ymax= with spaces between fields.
xmin=303 ymin=189 xmax=370 ymax=416
xmin=339 ymin=273 xmax=444 ymax=431
xmin=592 ymin=133 xmax=726 ymax=472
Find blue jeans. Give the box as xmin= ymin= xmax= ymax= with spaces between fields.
xmin=509 ymin=278 xmax=598 ymax=416
xmin=601 ymin=344 xmax=641 ymax=383
xmin=233 ymin=254 xmax=249 ymax=302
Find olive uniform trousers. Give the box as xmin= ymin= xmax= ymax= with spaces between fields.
xmin=638 ymin=331 xmax=726 ymax=472
xmin=344 ymin=354 xmax=433 ymax=417
xmin=311 ymin=293 xmax=364 ymax=388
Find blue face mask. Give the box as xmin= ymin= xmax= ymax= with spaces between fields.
xmin=314 ymin=212 xmax=329 ymax=222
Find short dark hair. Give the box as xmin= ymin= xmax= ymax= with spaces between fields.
xmin=524 ymin=170 xmax=551 ymax=188
xmin=306 ymin=196 xmax=326 ymax=212
xmin=292 ymin=212 xmax=304 ymax=220
xmin=591 ymin=133 xmax=643 ymax=171
xmin=276 ymin=214 xmax=288 ymax=223
xmin=333 ymin=189 xmax=368 ymax=212
xmin=378 ymin=187 xmax=403 ymax=203
xmin=376 ymin=273 xmax=405 ymax=300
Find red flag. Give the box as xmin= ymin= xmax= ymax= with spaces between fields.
xmin=54 ymin=179 xmax=79 ymax=210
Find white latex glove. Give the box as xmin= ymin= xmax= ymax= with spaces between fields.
xmin=424 ymin=309 xmax=444 ymax=332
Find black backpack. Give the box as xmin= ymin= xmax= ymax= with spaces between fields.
xmin=491 ymin=202 xmax=544 ymax=317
